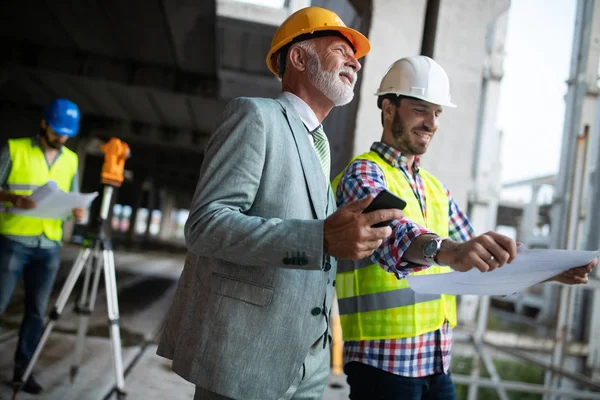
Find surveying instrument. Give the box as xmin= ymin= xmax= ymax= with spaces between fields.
xmin=13 ymin=138 xmax=131 ymax=399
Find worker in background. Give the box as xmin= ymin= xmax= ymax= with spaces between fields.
xmin=0 ymin=98 xmax=86 ymax=394
xmin=333 ymin=55 xmax=597 ymax=399
xmin=157 ymin=7 xmax=405 ymax=400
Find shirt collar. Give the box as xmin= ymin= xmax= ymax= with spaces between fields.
xmin=279 ymin=91 xmax=320 ymax=132
xmin=370 ymin=141 xmax=421 ymax=172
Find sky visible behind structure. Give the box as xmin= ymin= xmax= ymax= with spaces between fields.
xmin=498 ymin=0 xmax=577 ymax=184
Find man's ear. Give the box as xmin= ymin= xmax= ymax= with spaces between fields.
xmin=287 ymin=46 xmax=307 ymax=72
xmin=381 ymin=99 xmax=396 ymax=123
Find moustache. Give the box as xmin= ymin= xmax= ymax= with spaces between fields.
xmin=414 ymin=125 xmax=434 ymax=133
xmin=336 ymin=67 xmax=357 ymax=85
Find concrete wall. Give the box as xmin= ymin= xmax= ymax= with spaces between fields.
xmin=352 ymin=0 xmax=510 ymax=210
xmin=427 ymin=0 xmax=509 ymax=209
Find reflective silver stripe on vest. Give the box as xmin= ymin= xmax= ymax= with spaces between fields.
xmin=6 ymin=184 xmax=40 ymax=191
xmin=338 ymin=287 xmax=441 ymax=315
xmin=337 ymin=257 xmax=373 ymax=273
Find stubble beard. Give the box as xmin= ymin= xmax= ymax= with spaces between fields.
xmin=391 ymin=113 xmax=428 ymax=156
xmin=41 ymin=128 xmax=63 ymax=150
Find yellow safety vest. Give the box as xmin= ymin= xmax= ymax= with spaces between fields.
xmin=0 ymin=138 xmax=78 ymax=241
xmin=332 ymin=151 xmax=457 ymax=340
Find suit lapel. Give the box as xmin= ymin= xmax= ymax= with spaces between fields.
xmin=276 ymin=98 xmax=327 ymax=219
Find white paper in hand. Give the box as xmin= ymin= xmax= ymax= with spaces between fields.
xmin=10 ymin=181 xmax=98 ymax=220
xmin=406 ymin=248 xmax=600 ymax=296
xmin=29 ymin=180 xmax=58 ymax=203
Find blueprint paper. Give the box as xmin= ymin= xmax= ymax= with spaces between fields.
xmin=406 ymin=248 xmax=600 ymax=296
xmin=29 ymin=180 xmax=59 ymax=203
xmin=10 ymin=181 xmax=98 ymax=220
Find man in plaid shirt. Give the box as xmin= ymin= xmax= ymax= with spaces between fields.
xmin=334 ymin=56 xmax=596 ymax=399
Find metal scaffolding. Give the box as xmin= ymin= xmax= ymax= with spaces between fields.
xmin=462 ymin=0 xmax=600 ymax=398
xmin=458 ymin=283 xmax=600 ymax=399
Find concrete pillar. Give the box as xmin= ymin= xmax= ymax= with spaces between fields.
xmin=460 ymin=5 xmax=509 ymax=326
xmin=127 ymin=181 xmax=144 ymax=246
xmin=581 ymin=1 xmax=600 ymax=379
xmin=519 ymin=184 xmax=541 ymax=245
xmin=158 ymin=190 xmax=176 ymax=241
xmin=144 ymin=182 xmax=157 ymax=239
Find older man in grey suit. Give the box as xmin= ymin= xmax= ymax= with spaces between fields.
xmin=157 ymin=6 xmax=404 ymax=400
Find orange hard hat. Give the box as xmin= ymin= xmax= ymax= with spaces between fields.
xmin=266 ymin=6 xmax=371 ymax=77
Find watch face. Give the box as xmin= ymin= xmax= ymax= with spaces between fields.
xmin=423 ymin=240 xmax=439 ymax=258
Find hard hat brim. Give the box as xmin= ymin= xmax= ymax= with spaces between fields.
xmin=46 ymin=120 xmax=79 ymax=137
xmin=266 ymin=26 xmax=370 ymax=77
xmin=374 ymin=90 xmax=457 ymax=108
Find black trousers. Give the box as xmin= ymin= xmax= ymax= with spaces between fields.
xmin=344 ymin=362 xmax=457 ymax=400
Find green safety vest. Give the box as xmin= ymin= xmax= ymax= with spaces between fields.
xmin=0 ymin=138 xmax=78 ymax=241
xmin=332 ymin=151 xmax=457 ymax=340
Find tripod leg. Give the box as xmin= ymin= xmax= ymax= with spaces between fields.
xmin=71 ymin=244 xmax=104 ymax=381
xmin=14 ymin=247 xmax=92 ymax=396
xmin=103 ymin=249 xmax=126 ymax=398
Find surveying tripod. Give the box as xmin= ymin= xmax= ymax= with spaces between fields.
xmin=13 ymin=138 xmax=131 ymax=400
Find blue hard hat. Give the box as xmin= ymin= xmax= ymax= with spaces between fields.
xmin=43 ymin=98 xmax=81 ymax=137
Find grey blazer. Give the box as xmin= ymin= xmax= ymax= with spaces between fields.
xmin=157 ymin=95 xmax=337 ymax=399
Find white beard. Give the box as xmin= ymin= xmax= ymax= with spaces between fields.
xmin=306 ymin=54 xmax=356 ymax=106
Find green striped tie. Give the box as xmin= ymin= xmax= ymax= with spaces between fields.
xmin=312 ymin=125 xmax=331 ymax=179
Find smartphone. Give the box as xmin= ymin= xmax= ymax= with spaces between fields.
xmin=362 ymin=189 xmax=407 ymax=228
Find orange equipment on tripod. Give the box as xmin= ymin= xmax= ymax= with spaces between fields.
xmin=100 ymin=138 xmax=130 ymax=187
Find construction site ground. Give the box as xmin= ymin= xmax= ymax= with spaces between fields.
xmin=0 ymin=245 xmax=349 ymax=400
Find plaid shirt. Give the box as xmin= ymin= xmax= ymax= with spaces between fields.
xmin=336 ymin=141 xmax=475 ymax=377
xmin=0 ymin=137 xmax=79 ymax=248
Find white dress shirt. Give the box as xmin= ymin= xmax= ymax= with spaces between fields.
xmin=279 ymin=91 xmax=320 ymax=146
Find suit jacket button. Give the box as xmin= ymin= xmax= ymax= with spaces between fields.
xmin=323 ymin=261 xmax=331 ymax=271
xmin=311 ymin=307 xmax=322 ymax=316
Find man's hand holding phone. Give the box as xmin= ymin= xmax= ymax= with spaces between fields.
xmin=362 ymin=190 xmax=407 ymax=227
xmin=323 ymin=190 xmax=406 ymax=260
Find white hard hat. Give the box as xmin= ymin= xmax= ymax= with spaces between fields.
xmin=375 ymin=56 xmax=456 ymax=108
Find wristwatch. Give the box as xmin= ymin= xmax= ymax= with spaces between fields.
xmin=423 ymin=237 xmax=444 ymax=264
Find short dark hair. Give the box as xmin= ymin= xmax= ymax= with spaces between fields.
xmin=276 ymin=30 xmax=355 ymax=78
xmin=378 ymin=94 xmax=408 ymax=126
